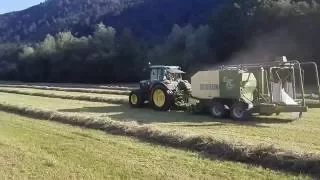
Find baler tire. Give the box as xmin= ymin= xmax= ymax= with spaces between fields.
xmin=230 ymin=102 xmax=252 ymax=121
xmin=150 ymin=85 xmax=173 ymax=111
xmin=129 ymin=90 xmax=144 ymax=108
xmin=210 ymin=102 xmax=228 ymax=118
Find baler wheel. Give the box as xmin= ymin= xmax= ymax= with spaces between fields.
xmin=210 ymin=102 xmax=229 ymax=118
xmin=230 ymin=102 xmax=252 ymax=121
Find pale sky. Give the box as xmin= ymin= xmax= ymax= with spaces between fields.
xmin=0 ymin=0 xmax=45 ymax=14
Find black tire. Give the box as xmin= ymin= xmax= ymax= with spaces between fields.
xmin=178 ymin=80 xmax=192 ymax=94
xmin=210 ymin=102 xmax=228 ymax=118
xmin=150 ymin=85 xmax=173 ymax=111
xmin=129 ymin=90 xmax=144 ymax=108
xmin=230 ymin=102 xmax=252 ymax=121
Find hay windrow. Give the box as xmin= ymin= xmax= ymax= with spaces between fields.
xmin=0 ymin=83 xmax=137 ymax=91
xmin=0 ymin=89 xmax=128 ymax=104
xmin=0 ymin=85 xmax=131 ymax=95
xmin=0 ymin=102 xmax=319 ymax=177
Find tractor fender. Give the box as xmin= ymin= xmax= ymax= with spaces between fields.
xmin=150 ymin=82 xmax=174 ymax=95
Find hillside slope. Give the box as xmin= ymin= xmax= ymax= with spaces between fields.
xmin=0 ymin=0 xmax=217 ymax=43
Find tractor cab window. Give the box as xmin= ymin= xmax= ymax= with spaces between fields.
xmin=150 ymin=68 xmax=165 ymax=81
xmin=166 ymin=68 xmax=183 ymax=81
xmin=171 ymin=73 xmax=182 ymax=81
xmin=165 ymin=72 xmax=181 ymax=81
xmin=150 ymin=69 xmax=158 ymax=81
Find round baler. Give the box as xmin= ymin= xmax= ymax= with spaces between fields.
xmin=189 ymin=57 xmax=320 ymax=121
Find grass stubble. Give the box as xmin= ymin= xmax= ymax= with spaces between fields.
xmin=0 ymin=102 xmax=319 ymax=178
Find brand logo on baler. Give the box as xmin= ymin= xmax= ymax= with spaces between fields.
xmin=200 ymin=84 xmax=219 ymax=90
xmin=223 ymin=76 xmax=235 ymax=90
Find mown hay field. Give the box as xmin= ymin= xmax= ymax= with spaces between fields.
xmin=0 ymin=87 xmax=128 ymax=102
xmin=1 ymin=112 xmax=297 ymax=180
xmin=0 ymin=83 xmax=320 ymax=178
xmin=0 ymin=84 xmax=131 ymax=95
xmin=0 ymin=81 xmax=138 ymax=90
xmin=1 ymin=87 xmax=320 ymax=154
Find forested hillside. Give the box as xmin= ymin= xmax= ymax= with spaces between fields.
xmin=0 ymin=0 xmax=143 ymax=42
xmin=0 ymin=0 xmax=320 ymax=83
xmin=0 ymin=0 xmax=217 ymax=43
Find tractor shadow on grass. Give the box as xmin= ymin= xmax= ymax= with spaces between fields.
xmin=59 ymin=104 xmax=294 ymax=128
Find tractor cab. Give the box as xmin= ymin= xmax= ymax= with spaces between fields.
xmin=149 ymin=66 xmax=184 ymax=82
xmin=139 ymin=66 xmax=185 ymax=90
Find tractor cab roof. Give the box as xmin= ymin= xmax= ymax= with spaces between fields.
xmin=167 ymin=68 xmax=185 ymax=74
xmin=150 ymin=65 xmax=180 ymax=69
xmin=149 ymin=65 xmax=185 ymax=73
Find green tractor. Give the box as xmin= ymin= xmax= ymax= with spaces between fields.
xmin=129 ymin=65 xmax=191 ymax=111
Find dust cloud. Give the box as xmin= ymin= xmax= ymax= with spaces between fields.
xmin=225 ymin=28 xmax=299 ymax=65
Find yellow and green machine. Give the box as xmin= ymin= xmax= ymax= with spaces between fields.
xmin=190 ymin=56 xmax=320 ymax=120
xmin=129 ymin=57 xmax=320 ymax=121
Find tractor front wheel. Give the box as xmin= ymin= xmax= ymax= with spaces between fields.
xmin=150 ymin=85 xmax=173 ymax=111
xmin=129 ymin=90 xmax=144 ymax=108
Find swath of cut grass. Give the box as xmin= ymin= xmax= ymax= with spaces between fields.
xmin=1 ymin=91 xmax=320 ymax=154
xmin=0 ymin=86 xmax=129 ymax=102
xmin=0 ymin=88 xmax=128 ymax=104
xmin=0 ymin=85 xmax=131 ymax=95
xmin=0 ymin=102 xmax=319 ymax=177
xmin=2 ymin=112 xmax=298 ymax=180
xmin=0 ymin=81 xmax=138 ymax=91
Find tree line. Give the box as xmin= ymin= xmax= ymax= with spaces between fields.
xmin=0 ymin=0 xmax=320 ymax=83
xmin=0 ymin=23 xmax=147 ymax=83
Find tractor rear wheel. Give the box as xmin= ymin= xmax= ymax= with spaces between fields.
xmin=230 ymin=102 xmax=252 ymax=121
xmin=129 ymin=90 xmax=144 ymax=108
xmin=150 ymin=85 xmax=173 ymax=111
xmin=210 ymin=102 xmax=228 ymax=118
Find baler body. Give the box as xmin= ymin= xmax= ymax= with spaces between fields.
xmin=189 ymin=58 xmax=318 ymax=120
